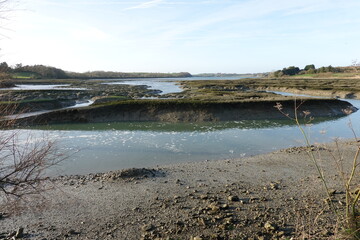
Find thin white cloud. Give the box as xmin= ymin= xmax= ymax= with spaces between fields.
xmin=125 ymin=0 xmax=164 ymax=10
xmin=154 ymin=0 xmax=333 ymax=43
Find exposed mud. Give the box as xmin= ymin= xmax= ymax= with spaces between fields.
xmin=1 ymin=141 xmax=359 ymax=239
xmin=18 ymin=99 xmax=357 ymax=125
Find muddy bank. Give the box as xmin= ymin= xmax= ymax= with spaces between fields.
xmin=19 ymin=99 xmax=357 ymax=125
xmin=0 ymin=81 xmax=15 ymax=88
xmin=257 ymin=86 xmax=360 ymax=99
xmin=1 ymin=141 xmax=359 ymax=239
xmin=180 ymin=78 xmax=360 ymax=100
xmin=0 ymin=99 xmax=76 ymax=115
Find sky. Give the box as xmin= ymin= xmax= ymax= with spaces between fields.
xmin=1 ymin=0 xmax=360 ymax=74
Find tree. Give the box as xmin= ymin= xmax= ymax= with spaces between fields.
xmin=271 ymin=70 xmax=284 ymax=78
xmin=0 ymin=61 xmax=10 ymax=72
xmin=351 ymin=59 xmax=359 ymax=72
xmin=307 ymin=68 xmax=315 ymax=74
xmin=14 ymin=63 xmax=22 ymax=70
xmin=282 ymin=66 xmax=300 ymax=76
xmin=304 ymin=64 xmax=315 ymax=71
xmin=317 ymin=66 xmax=325 ymax=73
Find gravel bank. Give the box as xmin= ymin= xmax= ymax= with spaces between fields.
xmin=0 ymin=141 xmax=359 ymax=240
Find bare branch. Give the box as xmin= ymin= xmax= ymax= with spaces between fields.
xmin=0 ymin=102 xmax=65 ymax=210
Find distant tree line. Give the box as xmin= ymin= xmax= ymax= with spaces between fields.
xmin=66 ymin=70 xmax=192 ymax=79
xmin=0 ymin=62 xmax=192 ymax=79
xmin=0 ymin=62 xmax=68 ymax=79
xmin=271 ymin=64 xmax=342 ymax=77
xmin=194 ymin=73 xmax=257 ymax=77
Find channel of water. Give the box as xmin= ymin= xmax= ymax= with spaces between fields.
xmin=3 ymin=78 xmax=360 ymax=175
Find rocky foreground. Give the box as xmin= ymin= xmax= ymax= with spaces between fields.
xmin=1 ymin=141 xmax=359 ymax=240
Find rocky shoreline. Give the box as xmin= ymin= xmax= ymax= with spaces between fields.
xmin=1 ymin=141 xmax=359 ymax=239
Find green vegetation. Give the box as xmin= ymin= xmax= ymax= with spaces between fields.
xmin=193 ymin=73 xmax=261 ymax=78
xmin=12 ymin=72 xmax=41 ymax=79
xmin=0 ymin=61 xmax=192 ymax=80
xmin=182 ymin=78 xmax=360 ymax=93
xmin=271 ymin=64 xmax=360 ymax=78
xmin=66 ymin=70 xmax=192 ymax=79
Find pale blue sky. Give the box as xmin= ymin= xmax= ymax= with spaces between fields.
xmin=1 ymin=0 xmax=360 ymax=73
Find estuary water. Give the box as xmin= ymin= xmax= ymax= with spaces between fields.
xmin=24 ymin=99 xmax=360 ymax=176
xmin=102 ymin=76 xmax=245 ymax=95
xmin=4 ymin=77 xmax=360 ymax=176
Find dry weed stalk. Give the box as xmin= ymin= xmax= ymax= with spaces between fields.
xmin=275 ymin=99 xmax=360 ymax=239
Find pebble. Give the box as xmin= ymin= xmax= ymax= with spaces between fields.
xmin=141 ymin=224 xmax=154 ymax=232
xmin=191 ymin=236 xmax=203 ymax=240
xmin=200 ymin=194 xmax=208 ymax=200
xmin=270 ymin=182 xmax=280 ymax=190
xmin=228 ymin=195 xmax=239 ymax=202
xmin=264 ymin=221 xmax=278 ymax=232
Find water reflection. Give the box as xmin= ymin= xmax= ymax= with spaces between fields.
xmin=104 ymin=80 xmax=183 ymax=95
xmin=32 ymin=116 xmax=346 ymax=132
xmin=18 ymin=106 xmax=358 ymax=176
xmin=6 ymin=84 xmax=360 ymax=175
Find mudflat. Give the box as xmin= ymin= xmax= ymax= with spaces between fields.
xmin=1 ymin=140 xmax=359 ymax=239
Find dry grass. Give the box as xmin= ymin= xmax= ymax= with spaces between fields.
xmin=275 ymin=100 xmax=360 ymax=239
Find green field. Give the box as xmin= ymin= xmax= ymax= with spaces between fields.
xmin=12 ymin=72 xmax=41 ymax=79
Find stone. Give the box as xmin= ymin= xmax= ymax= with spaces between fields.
xmin=221 ymin=204 xmax=229 ymax=209
xmin=68 ymin=229 xmax=79 ymax=235
xmin=276 ymin=231 xmax=285 ymax=237
xmin=198 ymin=218 xmax=206 ymax=226
xmin=270 ymin=182 xmax=280 ymax=190
xmin=200 ymin=194 xmax=208 ymax=200
xmin=224 ymin=217 xmax=234 ymax=224
xmin=264 ymin=221 xmax=278 ymax=232
xmin=10 ymin=227 xmax=24 ymax=238
xmin=141 ymin=224 xmax=154 ymax=232
xmin=328 ymin=189 xmax=336 ymax=195
xmin=208 ymin=205 xmax=220 ymax=214
xmin=191 ymin=236 xmax=203 ymax=240
xmin=228 ymin=195 xmax=239 ymax=202
xmin=322 ymin=229 xmax=332 ymax=236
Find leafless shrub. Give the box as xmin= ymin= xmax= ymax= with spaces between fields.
xmin=0 ymin=103 xmax=64 ymax=213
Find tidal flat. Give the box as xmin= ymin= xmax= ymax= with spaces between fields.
xmin=1 ymin=77 xmax=360 ymax=239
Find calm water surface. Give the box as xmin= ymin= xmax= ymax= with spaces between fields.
xmin=23 ymin=103 xmax=359 ymax=176
xmin=101 ymin=76 xmax=249 ymax=95
xmin=6 ymin=77 xmax=360 ymax=175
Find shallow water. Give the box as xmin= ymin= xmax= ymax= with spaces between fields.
xmin=101 ymin=76 xmax=248 ymax=95
xmin=104 ymin=80 xmax=183 ymax=95
xmin=4 ymin=78 xmax=360 ymax=176
xmin=18 ymin=101 xmax=359 ymax=176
